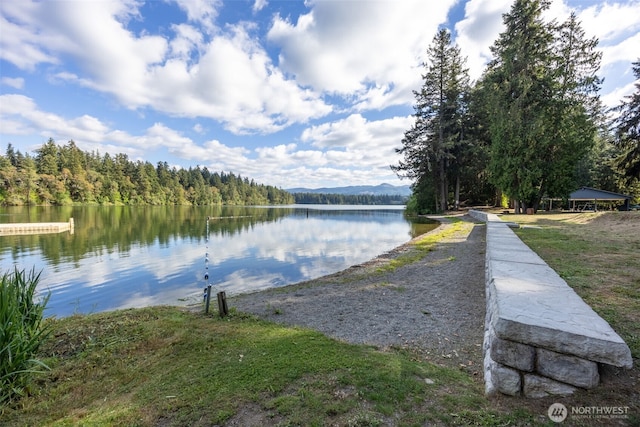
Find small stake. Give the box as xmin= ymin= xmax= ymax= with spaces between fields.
xmin=217 ymin=291 xmax=228 ymax=317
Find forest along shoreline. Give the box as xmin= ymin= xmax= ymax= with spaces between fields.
xmin=230 ymin=215 xmax=487 ymax=372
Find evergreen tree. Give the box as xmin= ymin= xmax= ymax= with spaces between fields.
xmin=393 ymin=29 xmax=470 ymax=213
xmin=612 ymin=59 xmax=640 ymax=182
xmin=59 ymin=140 xmax=84 ymax=176
xmin=35 ymin=138 xmax=59 ymax=175
xmin=5 ymin=144 xmax=18 ymax=167
xmin=544 ymin=12 xmax=602 ymax=198
xmin=482 ymin=0 xmax=601 ymax=212
xmin=482 ymin=0 xmax=555 ymax=212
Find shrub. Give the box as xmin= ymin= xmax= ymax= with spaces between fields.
xmin=0 ymin=268 xmax=51 ymax=407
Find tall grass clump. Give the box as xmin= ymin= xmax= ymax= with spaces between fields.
xmin=0 ymin=268 xmax=51 ymax=407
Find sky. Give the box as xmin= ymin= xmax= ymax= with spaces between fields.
xmin=1 ymin=0 xmax=639 ymax=189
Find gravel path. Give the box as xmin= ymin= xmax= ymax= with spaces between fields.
xmin=230 ymin=215 xmax=486 ymax=370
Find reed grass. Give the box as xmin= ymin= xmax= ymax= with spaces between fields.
xmin=0 ymin=268 xmax=51 ymax=407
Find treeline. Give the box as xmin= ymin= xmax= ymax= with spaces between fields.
xmin=292 ymin=192 xmax=406 ymax=205
xmin=0 ymin=139 xmax=294 ymax=206
xmin=394 ymin=0 xmax=640 ymax=214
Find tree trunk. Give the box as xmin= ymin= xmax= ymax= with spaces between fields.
xmin=454 ymin=174 xmax=460 ymax=210
xmin=439 ymin=160 xmax=447 ymax=212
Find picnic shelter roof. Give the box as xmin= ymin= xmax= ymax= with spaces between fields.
xmin=569 ymin=187 xmax=632 ymax=201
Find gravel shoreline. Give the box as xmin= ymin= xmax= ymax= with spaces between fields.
xmin=230 ymin=215 xmax=486 ymax=372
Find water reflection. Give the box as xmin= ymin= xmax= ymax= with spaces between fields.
xmin=0 ymin=206 xmax=435 ymax=317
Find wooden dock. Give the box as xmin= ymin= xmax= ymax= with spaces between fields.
xmin=0 ymin=218 xmax=74 ymax=236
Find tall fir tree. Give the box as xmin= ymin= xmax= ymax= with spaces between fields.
xmin=482 ymin=0 xmax=555 ymax=212
xmin=35 ymin=138 xmax=60 ymax=176
xmin=544 ymin=12 xmax=602 ymax=199
xmin=393 ymin=29 xmax=470 ymax=213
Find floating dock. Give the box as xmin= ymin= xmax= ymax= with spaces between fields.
xmin=0 ymin=218 xmax=74 ymax=236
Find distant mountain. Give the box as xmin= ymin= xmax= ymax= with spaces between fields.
xmin=286 ymin=183 xmax=412 ymax=197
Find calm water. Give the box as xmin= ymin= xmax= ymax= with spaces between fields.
xmin=0 ymin=205 xmax=435 ymax=318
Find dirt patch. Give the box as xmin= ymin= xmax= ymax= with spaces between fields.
xmin=221 ymin=402 xmax=282 ymax=427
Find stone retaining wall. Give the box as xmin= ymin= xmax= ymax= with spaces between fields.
xmin=469 ymin=210 xmax=633 ymax=398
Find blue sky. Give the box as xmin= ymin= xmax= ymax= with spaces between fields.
xmin=1 ymin=0 xmax=638 ymax=189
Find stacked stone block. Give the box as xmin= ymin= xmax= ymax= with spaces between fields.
xmin=469 ymin=210 xmax=633 ymax=398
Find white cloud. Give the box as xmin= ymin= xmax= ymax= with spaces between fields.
xmin=226 ymin=113 xmax=412 ymax=187
xmin=0 ymin=95 xmax=36 ymax=134
xmin=602 ymin=80 xmax=636 ymax=109
xmin=256 ymin=143 xmax=297 ymax=162
xmin=0 ymin=94 xmax=110 ymax=142
xmin=290 ymin=150 xmax=327 ymax=167
xmin=0 ymin=2 xmax=59 ymax=71
xmin=566 ymin=1 xmax=639 ymax=104
xmin=577 ymin=1 xmax=640 ymax=43
xmin=169 ymin=23 xmax=205 ymax=60
xmin=190 ymin=139 xmax=251 ymax=169
xmin=33 ymin=1 xmax=167 ymax=106
xmin=164 ymin=24 xmax=331 ymax=133
xmin=252 ymin=0 xmax=268 ymax=14
xmin=0 ymin=0 xmax=331 ymax=135
xmin=144 ymin=123 xmax=196 ymax=150
xmin=0 ymin=95 xmax=193 ymax=160
xmin=268 ymin=0 xmax=456 ymax=107
xmin=1 ymin=90 xmax=411 ymax=187
xmin=302 ymin=114 xmax=411 ymax=152
xmin=600 ymin=32 xmax=640 ymax=69
xmin=454 ymin=0 xmax=512 ymax=81
xmin=1 ymin=77 xmax=25 ymax=89
xmin=172 ymin=0 xmax=222 ymax=33
xmin=279 ymin=113 xmax=413 ymax=186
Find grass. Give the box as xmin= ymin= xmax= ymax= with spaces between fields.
xmin=376 ymin=217 xmax=471 ymax=274
xmin=1 ymin=268 xmax=51 ymax=407
xmin=507 ymin=211 xmax=640 ymax=361
xmin=505 ymin=211 xmax=640 ymax=426
xmin=0 ymin=307 xmax=525 ymax=426
xmin=2 ymin=212 xmax=638 ymax=426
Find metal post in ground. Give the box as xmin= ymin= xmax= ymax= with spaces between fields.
xmin=205 ymin=285 xmax=212 ymax=314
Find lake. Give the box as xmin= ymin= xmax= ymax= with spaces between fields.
xmin=0 ymin=205 xmax=436 ymax=318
